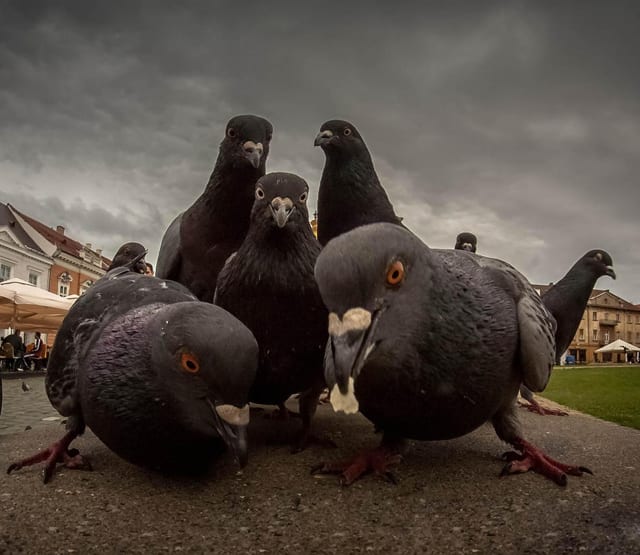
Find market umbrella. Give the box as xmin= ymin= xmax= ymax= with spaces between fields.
xmin=595 ymin=338 xmax=640 ymax=353
xmin=0 ymin=278 xmax=75 ymax=333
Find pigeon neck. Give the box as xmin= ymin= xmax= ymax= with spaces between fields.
xmin=192 ymin=163 xmax=262 ymax=235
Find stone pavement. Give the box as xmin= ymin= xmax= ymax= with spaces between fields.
xmin=0 ymin=374 xmax=62 ymax=436
xmin=1 ymin=378 xmax=640 ymax=554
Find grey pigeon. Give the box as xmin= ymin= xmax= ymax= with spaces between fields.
xmin=215 ymin=173 xmax=328 ymax=451
xmin=454 ymin=232 xmax=477 ymax=253
xmin=312 ymin=223 xmax=590 ymax=486
xmin=107 ymin=242 xmax=148 ymax=273
xmin=156 ymin=115 xmax=273 ymax=301
xmin=520 ymin=249 xmax=615 ymax=415
xmin=7 ymin=257 xmax=258 ymax=483
xmin=21 ymin=380 xmax=31 ymax=392
xmin=314 ymin=119 xmax=403 ymax=246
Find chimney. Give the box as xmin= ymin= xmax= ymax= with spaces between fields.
xmin=96 ymin=248 xmax=102 ymax=257
xmin=56 ymin=225 xmax=65 ymax=235
xmin=85 ymin=242 xmax=92 ymax=250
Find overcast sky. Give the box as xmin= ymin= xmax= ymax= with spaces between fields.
xmin=1 ymin=1 xmax=639 ymax=302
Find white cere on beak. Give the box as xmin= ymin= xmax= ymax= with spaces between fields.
xmin=215 ymin=404 xmax=250 ymax=426
xmin=328 ymin=308 xmax=372 ymax=336
xmin=242 ymin=140 xmax=264 ymax=154
xmin=329 ymin=377 xmax=359 ymax=415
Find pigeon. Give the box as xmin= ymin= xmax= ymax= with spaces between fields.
xmin=156 ymin=115 xmax=273 ymax=301
xmin=312 ymin=223 xmax=590 ymax=486
xmin=454 ymin=232 xmax=477 ymax=253
xmin=214 ymin=173 xmax=328 ymax=451
xmin=7 ymin=255 xmax=258 ymax=483
xmin=107 ymin=242 xmax=148 ymax=273
xmin=21 ymin=380 xmax=31 ymax=392
xmin=520 ymin=250 xmax=615 ymax=415
xmin=314 ymin=119 xmax=403 ymax=246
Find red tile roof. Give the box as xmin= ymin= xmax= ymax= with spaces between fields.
xmin=10 ymin=205 xmax=111 ymax=269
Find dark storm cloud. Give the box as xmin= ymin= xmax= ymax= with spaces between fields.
xmin=1 ymin=1 xmax=639 ymax=300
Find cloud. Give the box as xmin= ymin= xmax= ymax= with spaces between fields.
xmin=1 ymin=1 xmax=639 ymax=301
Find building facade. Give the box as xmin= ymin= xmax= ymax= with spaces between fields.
xmin=0 ymin=204 xmax=52 ymax=288
xmin=11 ymin=206 xmax=111 ymax=297
xmin=2 ymin=202 xmax=113 ymax=347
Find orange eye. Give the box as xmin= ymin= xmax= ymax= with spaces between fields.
xmin=180 ymin=352 xmax=200 ymax=373
xmin=386 ymin=260 xmax=405 ymax=287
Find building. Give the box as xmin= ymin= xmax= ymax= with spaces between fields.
xmin=0 ymin=203 xmax=52 ymax=289
xmin=10 ymin=205 xmax=111 ymax=297
xmin=1 ymin=202 xmax=113 ymax=347
xmin=533 ymin=284 xmax=640 ymax=363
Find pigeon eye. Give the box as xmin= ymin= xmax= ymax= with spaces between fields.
xmin=343 ymin=128 xmax=352 ymax=136
xmin=299 ymin=191 xmax=308 ymax=203
xmin=227 ymin=128 xmax=236 ymax=138
xmin=385 ymin=260 xmax=405 ymax=287
xmin=180 ymin=352 xmax=200 ymax=374
xmin=256 ymin=187 xmax=265 ymax=199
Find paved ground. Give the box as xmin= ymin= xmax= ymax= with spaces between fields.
xmin=1 ymin=376 xmax=639 ymax=554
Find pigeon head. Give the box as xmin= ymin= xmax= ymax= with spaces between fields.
xmin=251 ymin=172 xmax=310 ymax=230
xmin=108 ymin=242 xmax=147 ymax=273
xmin=314 ymin=119 xmax=369 ymax=159
xmin=149 ymin=302 xmax=258 ymax=467
xmin=315 ymin=223 xmax=428 ymax=409
xmin=221 ymin=114 xmax=273 ymax=170
xmin=454 ymin=232 xmax=477 ymax=253
xmin=580 ymin=250 xmax=616 ymax=279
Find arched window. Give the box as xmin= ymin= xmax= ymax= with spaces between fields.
xmin=58 ymin=271 xmax=72 ymax=297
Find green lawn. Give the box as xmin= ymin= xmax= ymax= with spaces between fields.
xmin=542 ymin=366 xmax=640 ymax=430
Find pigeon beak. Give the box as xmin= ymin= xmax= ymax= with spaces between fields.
xmin=606 ymin=266 xmax=616 ymax=279
xmin=269 ymin=197 xmax=294 ymax=228
xmin=243 ymin=141 xmax=264 ymax=169
xmin=314 ymin=129 xmax=334 ymax=147
xmin=210 ymin=402 xmax=250 ymax=468
xmin=461 ymin=243 xmax=473 ymax=251
xmin=327 ymin=307 xmax=383 ymax=393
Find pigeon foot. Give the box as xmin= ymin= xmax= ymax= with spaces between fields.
xmin=501 ymin=438 xmax=592 ymax=486
xmin=6 ymin=431 xmax=92 ymax=484
xmin=518 ymin=399 xmax=568 ymax=416
xmin=311 ymin=445 xmax=402 ymax=486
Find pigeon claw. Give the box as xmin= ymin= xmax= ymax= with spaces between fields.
xmin=311 ymin=445 xmax=402 ymax=486
xmin=500 ymin=438 xmax=592 ymax=486
xmin=6 ymin=431 xmax=92 ymax=484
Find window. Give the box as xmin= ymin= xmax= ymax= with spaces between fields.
xmin=578 ymin=329 xmax=584 ymax=341
xmin=28 ymin=272 xmax=39 ymax=286
xmin=593 ymin=329 xmax=598 ymax=341
xmin=604 ymin=313 xmax=609 ymax=321
xmin=616 ymin=313 xmax=620 ymax=322
xmin=592 ymin=311 xmax=598 ymax=321
xmin=628 ymin=332 xmax=633 ymax=342
xmin=0 ymin=262 xmax=11 ymax=281
xmin=604 ymin=298 xmax=608 ymax=304
xmin=603 ymin=331 xmax=609 ymax=343
xmin=637 ymin=332 xmax=640 ymax=343
xmin=58 ymin=271 xmax=72 ymax=297
xmin=637 ymin=316 xmax=640 ymax=324
xmin=628 ymin=315 xmax=633 ymax=324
